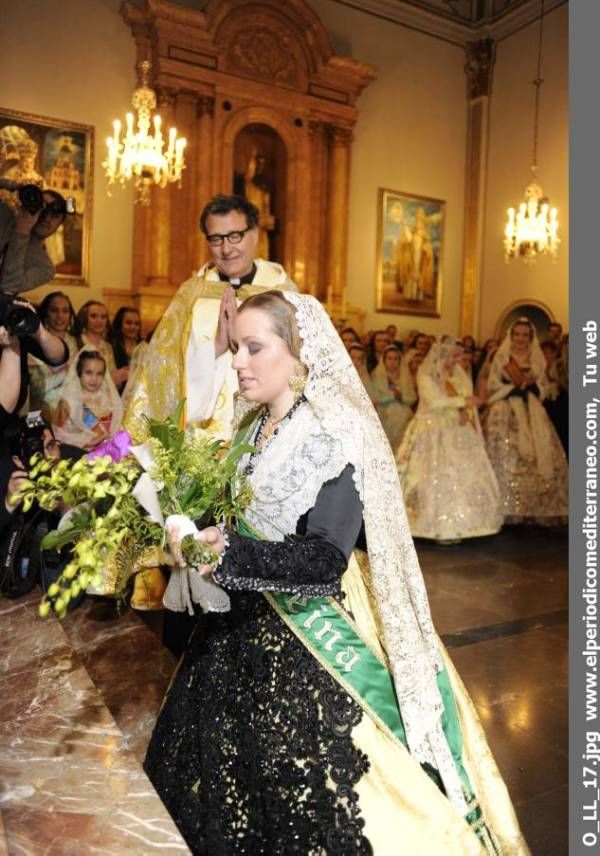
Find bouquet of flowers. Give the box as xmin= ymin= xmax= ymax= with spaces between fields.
xmin=13 ymin=402 xmax=253 ymax=619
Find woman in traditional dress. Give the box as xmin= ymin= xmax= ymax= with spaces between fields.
xmin=370 ymin=345 xmax=416 ymax=450
xmin=108 ymin=306 xmax=143 ymax=394
xmin=485 ymin=318 xmax=568 ymax=524
xmin=28 ymin=291 xmax=77 ymax=423
xmin=396 ymin=337 xmax=502 ymax=542
xmin=144 ymin=292 xmax=527 ymax=855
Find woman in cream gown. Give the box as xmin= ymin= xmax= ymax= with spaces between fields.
xmin=396 ymin=337 xmax=502 ymax=542
xmin=370 ymin=345 xmax=416 ymax=451
xmin=144 ymin=294 xmax=527 ymax=855
xmin=485 ymin=318 xmax=568 ymax=524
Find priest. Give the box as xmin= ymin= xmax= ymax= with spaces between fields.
xmin=123 ymin=194 xmax=297 ymax=439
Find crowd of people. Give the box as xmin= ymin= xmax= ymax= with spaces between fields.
xmin=0 ymin=191 xmax=546 ymax=853
xmin=1 ymin=292 xmax=146 ymax=450
xmin=339 ymin=319 xmax=569 ymax=541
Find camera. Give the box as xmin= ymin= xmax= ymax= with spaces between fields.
xmin=0 ymin=293 xmax=40 ymax=337
xmin=10 ymin=411 xmax=48 ymax=467
xmin=17 ymin=184 xmax=76 ymax=217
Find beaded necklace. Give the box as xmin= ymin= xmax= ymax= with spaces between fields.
xmin=243 ymin=395 xmax=307 ymax=476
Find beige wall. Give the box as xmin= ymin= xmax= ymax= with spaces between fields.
xmin=308 ymin=0 xmax=468 ymax=338
xmin=0 ymin=0 xmax=136 ymax=312
xmin=479 ymin=2 xmax=568 ymax=339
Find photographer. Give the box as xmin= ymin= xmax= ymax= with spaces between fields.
xmin=0 ymin=415 xmax=84 ymax=599
xmin=0 ymin=180 xmax=72 ymax=293
xmin=0 ymin=296 xmax=68 ymax=433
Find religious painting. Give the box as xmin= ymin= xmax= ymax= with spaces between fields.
xmin=376 ymin=188 xmax=445 ymax=317
xmin=0 ymin=107 xmax=93 ymax=285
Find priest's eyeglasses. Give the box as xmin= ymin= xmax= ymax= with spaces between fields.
xmin=206 ymin=227 xmax=251 ymax=246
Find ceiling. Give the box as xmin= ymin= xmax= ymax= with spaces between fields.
xmin=330 ymin=0 xmax=566 ymax=44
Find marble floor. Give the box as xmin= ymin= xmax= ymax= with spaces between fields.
xmin=0 ymin=525 xmax=567 ymax=855
xmin=419 ymin=525 xmax=568 ymax=856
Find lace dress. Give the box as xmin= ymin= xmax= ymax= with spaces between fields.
xmin=396 ymin=367 xmax=502 ymax=541
xmin=485 ymin=368 xmax=568 ymax=524
xmin=143 ymin=465 xmax=375 ymax=855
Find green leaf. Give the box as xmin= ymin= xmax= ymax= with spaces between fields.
xmin=223 ymin=443 xmax=255 ymax=466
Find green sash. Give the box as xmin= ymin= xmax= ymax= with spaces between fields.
xmin=232 ymin=422 xmax=498 ymax=852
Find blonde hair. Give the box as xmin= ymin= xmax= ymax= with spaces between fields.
xmin=237 ymin=290 xmax=302 ymax=359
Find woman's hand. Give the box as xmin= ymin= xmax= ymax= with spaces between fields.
xmin=521 ymin=370 xmax=536 ymax=388
xmin=196 ymin=526 xmax=226 ymax=576
xmin=165 ymin=517 xmax=226 ymax=573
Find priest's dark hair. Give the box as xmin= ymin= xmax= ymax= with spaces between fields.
xmin=199 ymin=194 xmax=259 ymax=234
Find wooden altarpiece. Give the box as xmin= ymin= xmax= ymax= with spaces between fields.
xmin=110 ymin=0 xmax=375 ymax=330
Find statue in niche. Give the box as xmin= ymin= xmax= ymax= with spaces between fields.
xmin=243 ymin=150 xmax=275 ymax=260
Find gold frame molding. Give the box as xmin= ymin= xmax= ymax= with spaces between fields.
xmin=375 ymin=186 xmax=444 ymax=318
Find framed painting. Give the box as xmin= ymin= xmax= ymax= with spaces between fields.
xmin=0 ymin=107 xmax=93 ymax=285
xmin=376 ymin=187 xmax=445 ymax=317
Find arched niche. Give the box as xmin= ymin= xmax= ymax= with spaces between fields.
xmin=232 ymin=123 xmax=287 ymax=264
xmin=495 ymin=299 xmax=556 ymax=342
xmin=219 ymin=105 xmax=298 ymax=274
xmin=118 ymin=0 xmax=376 ymax=330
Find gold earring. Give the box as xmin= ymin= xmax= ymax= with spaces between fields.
xmin=288 ymin=363 xmax=307 ymax=399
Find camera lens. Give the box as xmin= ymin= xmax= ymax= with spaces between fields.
xmin=17 ymin=184 xmax=45 ymax=215
xmin=5 ymin=305 xmax=40 ymax=338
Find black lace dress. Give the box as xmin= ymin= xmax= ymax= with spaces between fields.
xmin=143 ymin=466 xmax=374 ymax=855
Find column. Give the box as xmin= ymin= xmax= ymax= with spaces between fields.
xmin=324 ymin=125 xmax=352 ymax=314
xmin=146 ymin=87 xmax=176 ymax=290
xmin=169 ymin=90 xmax=198 ymax=285
xmin=460 ymin=38 xmax=495 ymax=337
xmin=306 ymin=119 xmax=328 ymax=298
xmin=191 ymin=96 xmax=215 ymax=271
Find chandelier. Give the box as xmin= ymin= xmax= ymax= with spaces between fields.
xmin=503 ymin=0 xmax=559 ymax=262
xmin=103 ymin=60 xmax=187 ymax=206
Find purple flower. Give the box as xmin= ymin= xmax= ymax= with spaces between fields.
xmin=87 ymin=430 xmax=133 ymax=462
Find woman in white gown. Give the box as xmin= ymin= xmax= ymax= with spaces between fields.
xmin=397 ymin=337 xmax=502 ymax=542
xmin=370 ymin=345 xmax=416 ymax=450
xmin=485 ymin=317 xmax=568 ymax=524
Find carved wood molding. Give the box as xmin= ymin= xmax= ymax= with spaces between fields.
xmin=120 ymin=0 xmax=376 ymax=313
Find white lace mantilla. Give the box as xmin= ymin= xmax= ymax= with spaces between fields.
xmin=242 ymin=405 xmax=348 ymax=542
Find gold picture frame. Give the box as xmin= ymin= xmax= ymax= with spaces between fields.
xmin=0 ymin=106 xmax=94 ymax=286
xmin=376 ymin=187 xmax=444 ymax=317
